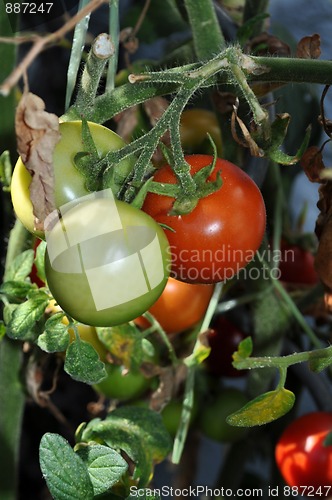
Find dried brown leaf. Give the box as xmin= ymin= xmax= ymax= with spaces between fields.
xmin=15 ymin=92 xmax=60 ymax=229
xmin=245 ymin=32 xmax=291 ymax=57
xmin=149 ymin=363 xmax=187 ymax=412
xmin=296 ymin=34 xmax=321 ymax=59
xmin=300 ymin=146 xmax=325 ymax=182
xmin=143 ymin=97 xmax=169 ymax=127
xmin=231 ymin=104 xmax=264 ymax=157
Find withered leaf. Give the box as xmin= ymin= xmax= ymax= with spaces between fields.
xmin=245 ymin=32 xmax=291 ymax=57
xmin=149 ymin=364 xmax=187 ymax=412
xmin=15 ymin=92 xmax=60 ymax=229
xmin=114 ymin=106 xmax=139 ymax=142
xmin=300 ymin=146 xmax=325 ymax=182
xmin=296 ymin=34 xmax=321 ymax=59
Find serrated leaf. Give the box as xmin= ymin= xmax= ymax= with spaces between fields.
xmin=5 ymin=249 xmax=34 ymax=282
xmin=34 ymin=239 xmax=47 ymax=283
xmin=81 ymin=407 xmax=172 ymax=487
xmin=64 ymin=339 xmax=107 ymax=384
xmin=0 ymin=280 xmax=34 ymax=299
xmin=96 ymin=324 xmax=145 ymax=370
xmin=7 ymin=294 xmax=49 ymax=340
xmin=3 ymin=303 xmax=19 ymax=325
xmin=226 ymin=388 xmax=295 ymax=427
xmin=308 ymin=346 xmax=332 ymax=372
xmin=39 ymin=433 xmax=94 ymax=500
xmin=37 ymin=313 xmax=69 ymax=353
xmin=77 ymin=444 xmax=128 ymax=496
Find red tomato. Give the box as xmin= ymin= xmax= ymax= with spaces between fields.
xmin=206 ymin=316 xmax=247 ymax=377
xmin=278 ymin=241 xmax=319 ymax=285
xmin=142 ymin=155 xmax=266 ymax=284
xmin=275 ymin=412 xmax=332 ymax=489
xmin=135 ymin=277 xmax=214 ymax=334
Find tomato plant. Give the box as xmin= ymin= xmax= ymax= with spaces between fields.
xmin=205 ymin=316 xmax=247 ymax=377
xmin=93 ymin=363 xmax=154 ymax=401
xmin=198 ymin=387 xmax=249 ymax=442
xmin=135 ymin=277 xmax=214 ymax=334
xmin=142 ymin=155 xmax=266 ymax=284
xmin=180 ymin=109 xmax=223 ymax=155
xmin=44 ymin=196 xmax=170 ymax=326
xmin=278 ymin=241 xmax=319 ymax=286
xmin=46 ymin=300 xmax=108 ymax=362
xmin=275 ymin=412 xmax=332 ymax=489
xmin=10 ymin=121 xmax=134 ymax=238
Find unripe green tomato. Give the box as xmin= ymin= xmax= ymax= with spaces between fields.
xmin=93 ymin=363 xmax=153 ymax=401
xmin=11 ymin=121 xmax=134 ymax=238
xmin=161 ymin=398 xmax=198 ymax=437
xmin=198 ymin=387 xmax=249 ymax=443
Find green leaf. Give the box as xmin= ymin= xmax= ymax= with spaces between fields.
xmin=0 ymin=280 xmax=34 ymax=299
xmin=6 ymin=293 xmax=49 ymax=340
xmin=34 ymin=240 xmax=47 ymax=283
xmin=39 ymin=433 xmax=94 ymax=500
xmin=232 ymin=336 xmax=253 ymax=369
xmin=267 ymin=116 xmax=311 ymax=165
xmin=237 ymin=13 xmax=270 ymax=46
xmin=226 ymin=388 xmax=295 ymax=427
xmin=37 ymin=313 xmax=70 ymax=353
xmin=0 ymin=321 xmax=5 ymax=341
xmin=81 ymin=407 xmax=172 ymax=487
xmin=4 ymin=249 xmax=34 ymax=282
xmin=77 ymin=444 xmax=128 ymax=496
xmin=96 ymin=324 xmax=146 ymax=370
xmin=64 ymin=339 xmax=107 ymax=384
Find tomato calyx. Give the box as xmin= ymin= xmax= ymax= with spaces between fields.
xmin=143 ymin=149 xmax=223 ymax=216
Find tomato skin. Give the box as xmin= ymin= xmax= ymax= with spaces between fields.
xmin=93 ymin=363 xmax=152 ymax=401
xmin=135 ymin=277 xmax=214 ymax=334
xmin=142 ymin=155 xmax=266 ymax=284
xmin=198 ymin=388 xmax=249 ymax=443
xmin=278 ymin=241 xmax=319 ymax=286
xmin=275 ymin=412 xmax=332 ymax=488
xmin=180 ymin=109 xmax=222 ymax=155
xmin=45 ymin=197 xmax=170 ymax=327
xmin=206 ymin=316 xmax=247 ymax=377
xmin=11 ymin=121 xmax=134 ymax=238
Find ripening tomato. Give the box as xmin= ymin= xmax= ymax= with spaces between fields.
xmin=44 ymin=196 xmax=170 ymax=327
xmin=11 ymin=121 xmax=135 ymax=238
xmin=134 ymin=277 xmax=214 ymax=334
xmin=206 ymin=316 xmax=247 ymax=377
xmin=142 ymin=155 xmax=266 ymax=284
xmin=180 ymin=109 xmax=223 ymax=155
xmin=275 ymin=412 xmax=332 ymax=489
xmin=278 ymin=241 xmax=319 ymax=286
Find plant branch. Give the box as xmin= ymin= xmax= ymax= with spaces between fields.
xmin=0 ymin=0 xmax=109 ymax=96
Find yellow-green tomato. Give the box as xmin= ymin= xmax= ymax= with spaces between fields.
xmin=11 ymin=121 xmax=134 ymax=237
xmin=180 ymin=109 xmax=223 ymax=155
xmin=44 ymin=197 xmax=170 ymax=326
xmin=93 ymin=363 xmax=152 ymax=401
xmin=161 ymin=398 xmax=198 ymax=438
xmin=198 ymin=388 xmax=249 ymax=443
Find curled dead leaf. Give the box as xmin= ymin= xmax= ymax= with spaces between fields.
xmin=231 ymin=102 xmax=264 ymax=157
xmin=300 ymin=146 xmax=325 ymax=182
xmin=296 ymin=34 xmax=321 ymax=59
xmin=15 ymin=92 xmax=60 ymax=229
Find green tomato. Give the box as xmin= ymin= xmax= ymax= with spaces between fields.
xmin=93 ymin=363 xmax=152 ymax=401
xmin=198 ymin=387 xmax=249 ymax=443
xmin=11 ymin=121 xmax=134 ymax=238
xmin=161 ymin=398 xmax=198 ymax=438
xmin=44 ymin=196 xmax=170 ymax=326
